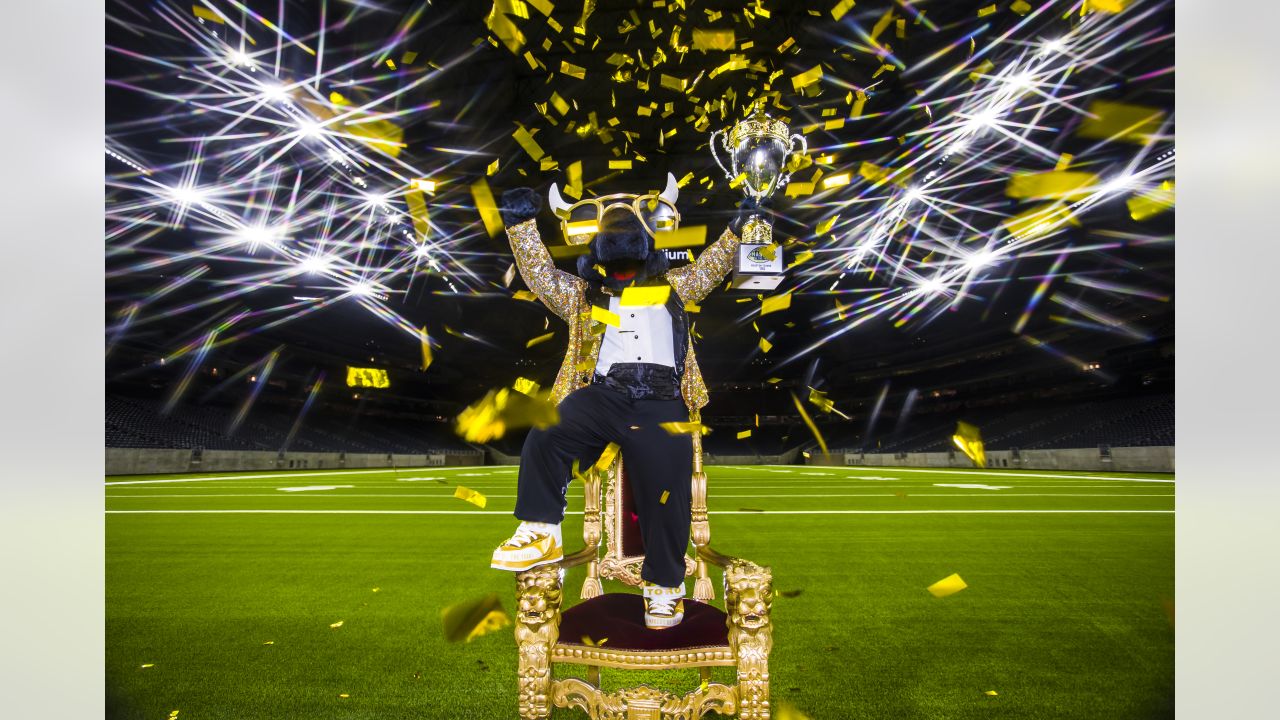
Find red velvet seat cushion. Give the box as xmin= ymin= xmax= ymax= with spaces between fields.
xmin=558 ymin=594 xmax=729 ymax=651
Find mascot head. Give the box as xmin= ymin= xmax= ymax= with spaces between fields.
xmin=548 ymin=172 xmax=681 ymax=290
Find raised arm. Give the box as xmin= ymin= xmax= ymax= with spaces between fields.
xmin=666 ymin=224 xmax=741 ymax=306
xmin=500 ymin=188 xmax=586 ymax=322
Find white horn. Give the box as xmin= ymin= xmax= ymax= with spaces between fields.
xmin=660 ymin=172 xmax=679 ymax=204
xmin=547 ymin=183 xmax=572 ymax=217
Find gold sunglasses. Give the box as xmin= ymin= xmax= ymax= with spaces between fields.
xmin=559 ymin=193 xmax=681 ymax=245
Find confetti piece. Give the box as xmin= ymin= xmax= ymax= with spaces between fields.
xmin=140 ymin=663 xmax=154 ymax=668
xmin=821 ymin=173 xmax=851 ymax=189
xmin=928 ymin=573 xmax=968 ymax=598
xmin=608 ymin=159 xmax=633 ymax=169
xmin=660 ymin=421 xmax=710 ymax=435
xmin=692 ymin=28 xmax=736 ymax=51
xmin=831 ymin=0 xmax=856 ymax=21
xmin=513 ymin=290 xmax=538 ymax=302
xmin=654 ymin=225 xmax=707 ymax=249
xmin=591 ymin=306 xmax=621 ymax=327
xmin=790 ymin=392 xmax=828 ymax=456
xmin=791 ymin=65 xmax=824 ymax=91
xmin=815 ymin=215 xmax=839 ymax=235
xmin=456 ymin=386 xmax=559 ymax=442
xmin=1127 ymin=180 xmax=1175 ymax=221
xmin=330 ymin=620 xmax=344 ymax=629
xmin=737 ymin=429 xmax=752 ymax=440
xmin=953 ymin=421 xmax=986 ymax=468
xmin=485 ymin=0 xmax=527 ymax=54
xmin=560 ymin=60 xmax=587 ymax=79
xmin=1055 ymin=153 xmax=1074 ymax=171
xmin=620 ymin=285 xmax=671 ymax=306
xmin=760 ymin=292 xmax=792 ymax=316
xmin=758 ymin=337 xmax=772 ymax=353
xmin=1011 ymin=0 xmax=1032 ymax=15
xmin=985 ymin=690 xmax=999 ymax=696
xmin=470 ymin=179 xmax=503 ymax=237
xmin=594 ymin=442 xmax=621 ymax=471
xmin=1003 ymin=202 xmax=1078 ymax=238
xmin=192 ymin=5 xmax=224 ymax=23
xmin=1005 ymin=171 xmax=1099 ymax=201
xmin=1085 ymin=0 xmax=1131 ymax=12
xmin=512 ymin=377 xmax=540 ymax=395
xmin=263 ymin=641 xmax=275 ymax=645
xmin=401 ymin=51 xmax=418 ymax=64
xmin=441 ymin=594 xmax=512 ymax=643
xmin=977 ymin=4 xmax=997 ymax=17
xmin=968 ymin=58 xmax=995 ymax=82
xmin=581 ymin=635 xmax=609 ymax=647
xmin=788 ymin=250 xmax=814 ymax=269
xmin=1076 ymin=99 xmax=1165 ymax=144
xmin=419 ymin=326 xmax=432 ymax=371
xmin=526 ymin=331 xmax=555 ymax=347
xmin=454 ymin=485 xmax=488 ymax=508
xmin=512 ymin=125 xmax=546 ymax=161
xmin=339 ymin=693 xmax=351 ymax=698
xmin=659 ymin=490 xmax=670 ymax=504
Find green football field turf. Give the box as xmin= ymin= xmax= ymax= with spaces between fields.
xmin=105 ymin=464 xmax=1174 ymax=719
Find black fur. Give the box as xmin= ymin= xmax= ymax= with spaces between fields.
xmin=499 ymin=187 xmax=542 ymax=227
xmin=581 ymin=206 xmax=669 ymax=290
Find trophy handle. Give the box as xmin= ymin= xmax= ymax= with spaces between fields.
xmin=777 ymin=133 xmax=809 ymax=189
xmin=709 ymin=128 xmax=735 ymax=181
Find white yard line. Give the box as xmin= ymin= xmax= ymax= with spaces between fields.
xmin=106 ymin=509 xmax=1173 ymax=515
xmin=104 ymin=466 xmax=501 ymax=485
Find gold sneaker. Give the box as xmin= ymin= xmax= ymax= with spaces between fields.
xmin=490 ymin=522 xmax=563 ymax=571
xmin=642 ymin=582 xmax=685 ymax=630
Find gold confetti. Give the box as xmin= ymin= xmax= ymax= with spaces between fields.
xmin=419 ymin=326 xmax=432 ymax=371
xmin=470 ymin=179 xmax=503 ymax=237
xmin=1003 ymin=202 xmax=1078 ymax=238
xmin=977 ymin=4 xmax=997 ymax=17
xmin=692 ymin=28 xmax=735 ymax=51
xmin=791 ymin=65 xmax=824 ymax=91
xmin=659 ymin=490 xmax=670 ymax=504
xmin=760 ymin=292 xmax=792 ymax=316
xmin=1127 ymin=180 xmax=1175 ymax=221
xmin=953 ymin=421 xmax=986 ymax=468
xmin=1076 ymin=99 xmax=1165 ymax=144
xmin=1005 ymin=171 xmax=1099 ymax=201
xmin=339 ymin=693 xmax=351 ymax=698
xmin=512 ymin=125 xmax=546 ymax=161
xmin=620 ymin=285 xmax=671 ymax=306
xmin=1085 ymin=0 xmax=1131 ymax=13
xmin=591 ymin=306 xmax=621 ymax=327
xmin=560 ymin=60 xmax=586 ymax=79
xmin=485 ymin=0 xmax=527 ymax=54
xmin=512 ymin=377 xmax=540 ymax=395
xmin=821 ymin=173 xmax=851 ymax=189
xmin=684 ymin=303 xmax=701 ymax=313
xmin=608 ymin=159 xmax=633 ymax=169
xmin=927 ymin=573 xmax=968 ymax=598
xmin=758 ymin=337 xmax=772 ymax=353
xmin=1055 ymin=152 xmax=1074 ymax=171
xmin=581 ymin=635 xmax=609 ymax=647
xmin=526 ymin=331 xmax=555 ymax=347
xmin=788 ymin=250 xmax=814 ymax=269
xmin=985 ymin=690 xmax=999 ymax=696
xmin=1011 ymin=0 xmax=1032 ymax=15
xmin=594 ymin=442 xmax=621 ymax=471
xmin=653 ymin=225 xmax=707 ymax=249
xmin=831 ymin=0 xmax=856 ymax=21
xmin=401 ymin=51 xmax=418 ymax=64
xmin=330 ymin=620 xmax=345 ymax=629
xmin=815 ymin=215 xmax=839 ymax=235
xmin=454 ymin=485 xmax=488 ymax=508
xmin=441 ymin=594 xmax=512 ymax=643
xmin=192 ymin=5 xmax=224 ymax=23
xmin=660 ymin=421 xmax=710 ymax=435
xmin=513 ymin=290 xmax=538 ymax=302
xmin=968 ymin=58 xmax=995 ymax=82
xmin=736 ymin=429 xmax=752 ymax=440
xmin=790 ymin=392 xmax=828 ymax=456
xmin=455 ymin=386 xmax=559 ymax=442
xmin=140 ymin=663 xmax=155 ymax=668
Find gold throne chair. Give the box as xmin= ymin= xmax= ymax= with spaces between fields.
xmin=514 ymin=430 xmax=775 ymax=720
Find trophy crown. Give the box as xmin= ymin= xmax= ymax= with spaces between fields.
xmin=728 ymin=109 xmax=793 ymax=147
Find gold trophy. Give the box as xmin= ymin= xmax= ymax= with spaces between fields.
xmin=710 ymin=108 xmax=807 ymax=290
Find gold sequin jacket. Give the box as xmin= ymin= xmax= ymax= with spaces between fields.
xmin=506 ymin=219 xmax=740 ymax=416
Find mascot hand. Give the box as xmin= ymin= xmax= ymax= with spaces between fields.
xmin=729 ymin=195 xmax=775 ymax=236
xmin=499 ymin=187 xmax=542 ymax=227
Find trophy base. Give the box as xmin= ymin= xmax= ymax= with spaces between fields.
xmin=730 ymin=271 xmax=785 ymax=291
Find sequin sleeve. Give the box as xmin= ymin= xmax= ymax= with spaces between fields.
xmin=667 ymin=225 xmax=740 ymax=305
xmin=506 ymin=218 xmax=586 ymax=322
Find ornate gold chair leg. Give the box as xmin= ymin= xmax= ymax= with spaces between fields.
xmin=516 ymin=565 xmax=563 ymax=719
xmin=693 ymin=558 xmax=714 ymax=602
xmin=581 ymin=560 xmax=603 ymax=599
xmin=726 ymin=559 xmax=774 ymax=720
